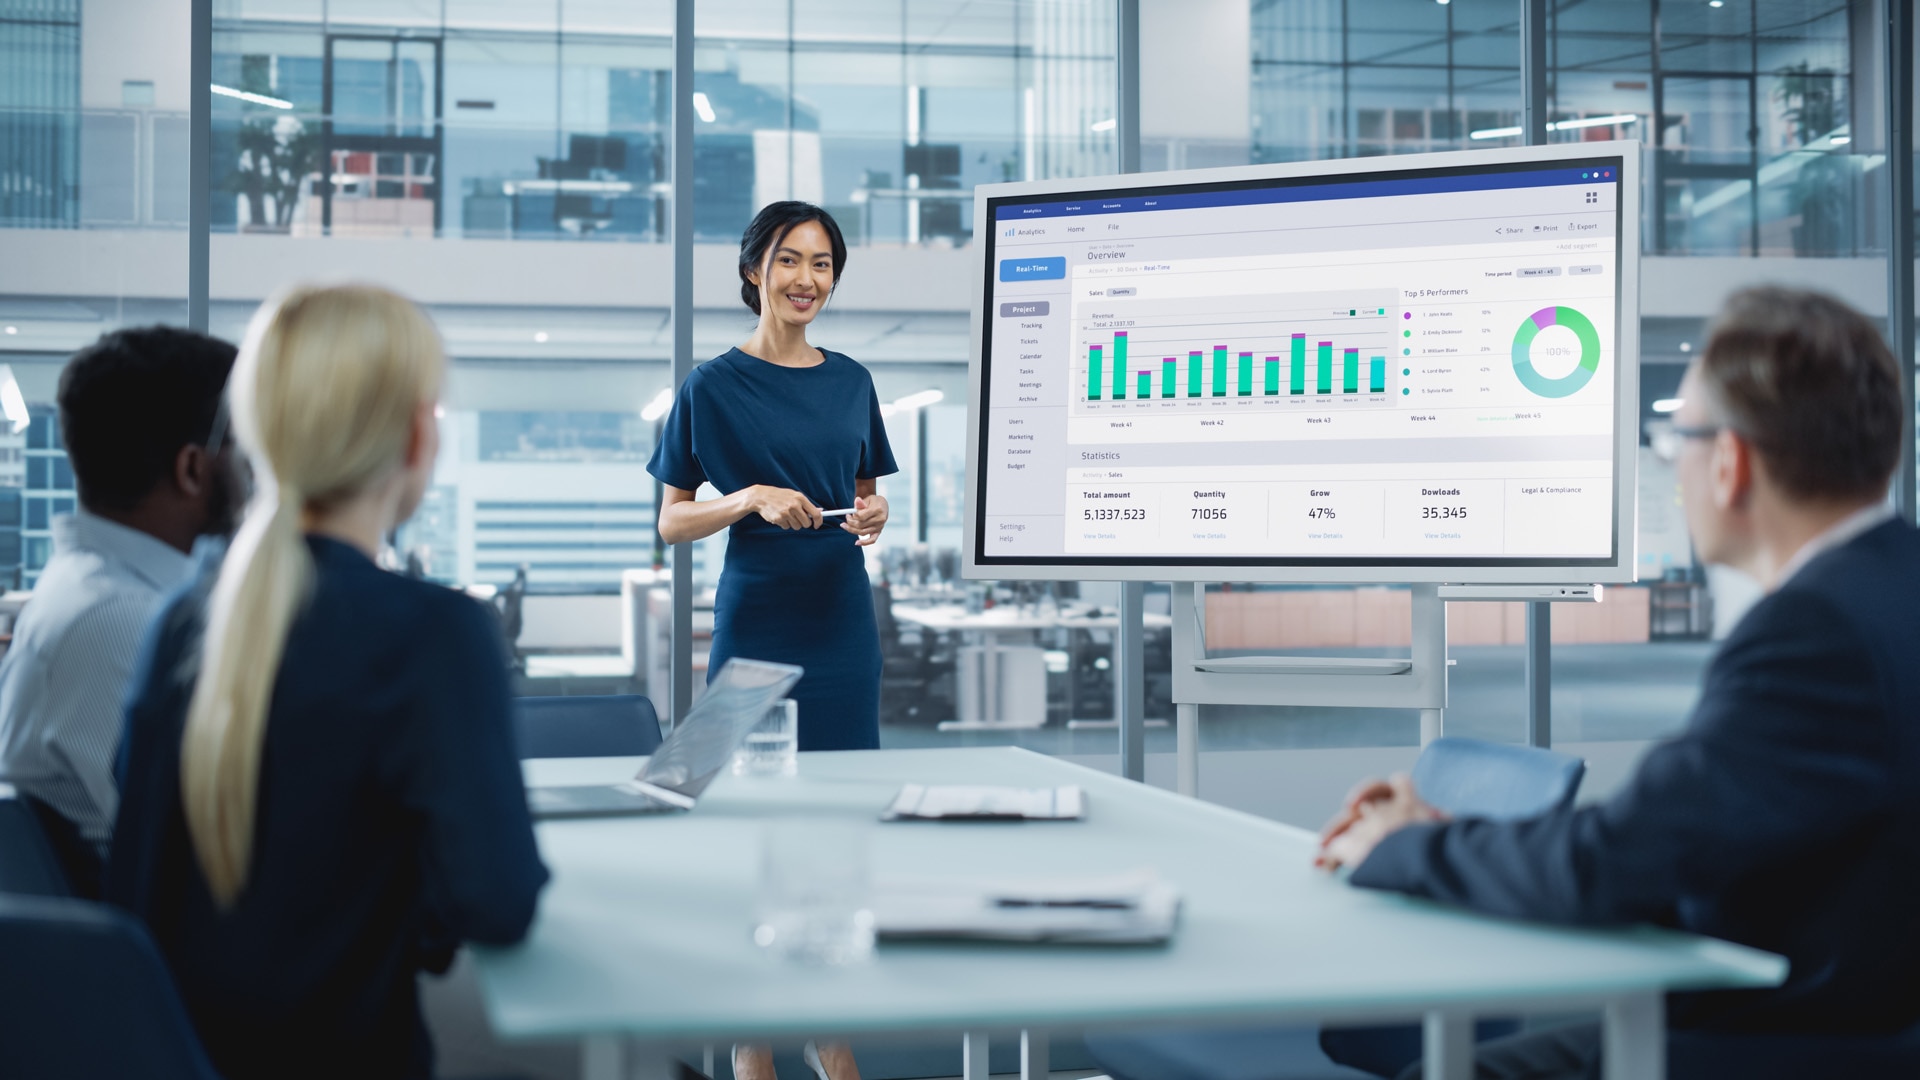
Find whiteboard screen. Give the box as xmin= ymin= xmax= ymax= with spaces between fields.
xmin=964 ymin=142 xmax=1640 ymax=584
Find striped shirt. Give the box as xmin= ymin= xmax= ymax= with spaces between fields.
xmin=0 ymin=511 xmax=191 ymax=846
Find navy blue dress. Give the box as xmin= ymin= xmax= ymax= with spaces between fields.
xmin=648 ymin=346 xmax=898 ymax=751
xmin=107 ymin=537 xmax=549 ymax=1080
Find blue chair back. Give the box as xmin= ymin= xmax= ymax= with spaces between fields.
xmin=0 ymin=792 xmax=73 ymax=898
xmin=1319 ymin=738 xmax=1588 ymax=1076
xmin=0 ymin=893 xmax=222 ymax=1080
xmin=513 ymin=694 xmax=663 ymax=759
xmin=1411 ymin=737 xmax=1586 ymax=820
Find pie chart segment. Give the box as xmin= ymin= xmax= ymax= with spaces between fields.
xmin=1511 ymin=306 xmax=1602 ymax=398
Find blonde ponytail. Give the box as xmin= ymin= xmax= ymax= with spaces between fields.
xmin=180 ymin=283 xmax=444 ymax=906
xmin=180 ymin=484 xmax=309 ymax=904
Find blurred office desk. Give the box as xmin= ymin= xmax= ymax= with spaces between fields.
xmin=518 ymin=653 xmax=640 ymax=698
xmin=891 ymin=605 xmax=1173 ymax=730
xmin=522 ymin=654 xmax=634 ymax=679
xmin=477 ymin=748 xmax=1783 ymax=1080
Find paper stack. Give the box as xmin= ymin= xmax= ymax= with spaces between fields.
xmin=882 ymin=784 xmax=1085 ymax=821
xmin=872 ymin=868 xmax=1180 ymax=944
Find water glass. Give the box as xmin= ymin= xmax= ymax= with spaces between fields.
xmin=752 ymin=819 xmax=876 ymax=966
xmin=732 ymin=697 xmax=798 ymax=777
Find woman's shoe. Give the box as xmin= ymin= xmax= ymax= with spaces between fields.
xmin=803 ymin=1040 xmax=831 ymax=1080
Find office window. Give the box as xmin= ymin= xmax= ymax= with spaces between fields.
xmin=0 ymin=0 xmax=80 ymax=227
xmin=1552 ymin=0 xmax=1866 ymax=257
xmin=1251 ymin=0 xmax=1518 ymax=165
xmin=26 ymin=455 xmax=45 ymax=489
xmin=51 ymin=455 xmax=70 ymax=488
xmin=24 ymin=495 xmax=46 ymax=530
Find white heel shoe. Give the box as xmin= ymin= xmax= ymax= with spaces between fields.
xmin=802 ymin=1040 xmax=831 ymax=1080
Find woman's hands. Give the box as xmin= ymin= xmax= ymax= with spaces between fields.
xmin=747 ymin=485 xmax=824 ymax=531
xmin=659 ymin=483 xmax=884 ymax=543
xmin=842 ymin=494 xmax=888 ymax=547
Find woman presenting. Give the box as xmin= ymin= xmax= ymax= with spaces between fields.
xmin=648 ymin=201 xmax=897 ymax=753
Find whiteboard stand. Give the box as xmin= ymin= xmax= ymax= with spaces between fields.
xmin=1117 ymin=581 xmax=1147 ymax=782
xmin=1170 ymin=583 xmax=1447 ymax=798
xmin=1170 ymin=584 xmax=1600 ymax=797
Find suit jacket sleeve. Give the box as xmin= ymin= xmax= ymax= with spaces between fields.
xmin=1349 ymin=587 xmax=1894 ymax=926
xmin=398 ymin=594 xmax=550 ymax=946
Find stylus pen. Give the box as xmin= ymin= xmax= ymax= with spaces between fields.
xmin=821 ymin=508 xmax=857 ymax=518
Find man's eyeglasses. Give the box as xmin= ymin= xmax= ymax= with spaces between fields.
xmin=1649 ymin=423 xmax=1723 ymax=464
xmin=205 ymin=399 xmax=231 ymax=457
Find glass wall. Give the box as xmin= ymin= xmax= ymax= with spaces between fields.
xmin=1550 ymin=0 xmax=1868 ymax=257
xmin=0 ymin=0 xmax=190 ymax=586
xmin=1250 ymin=0 xmax=1519 ymax=164
xmin=3 ymin=0 xmax=1908 ymax=756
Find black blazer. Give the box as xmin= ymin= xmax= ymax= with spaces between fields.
xmin=107 ymin=536 xmax=549 ymax=1080
xmin=1352 ymin=519 xmax=1920 ymax=1035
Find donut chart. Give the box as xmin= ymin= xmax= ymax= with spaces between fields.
xmin=1511 ymin=305 xmax=1602 ymax=398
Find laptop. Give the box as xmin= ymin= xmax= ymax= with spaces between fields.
xmin=527 ymin=658 xmax=803 ymax=819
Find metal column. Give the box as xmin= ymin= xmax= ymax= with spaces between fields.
xmin=1520 ymin=0 xmax=1553 ymax=748
xmin=1520 ymin=0 xmax=1549 ymax=146
xmin=1116 ymin=0 xmax=1141 ymax=175
xmin=669 ymin=0 xmax=697 ymax=727
xmin=1887 ymin=0 xmax=1917 ymax=525
xmin=189 ymin=0 xmax=212 ymax=332
xmin=1114 ymin=0 xmax=1147 ymax=781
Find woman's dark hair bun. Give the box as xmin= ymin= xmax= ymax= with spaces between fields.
xmin=738 ymin=201 xmax=849 ymax=315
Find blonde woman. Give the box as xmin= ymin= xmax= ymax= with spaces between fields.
xmin=106 ymin=284 xmax=548 ymax=1080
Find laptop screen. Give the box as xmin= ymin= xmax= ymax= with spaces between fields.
xmin=637 ymin=658 xmax=803 ymax=800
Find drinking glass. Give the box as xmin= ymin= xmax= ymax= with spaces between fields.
xmin=752 ymin=819 xmax=875 ymax=965
xmin=732 ymin=697 xmax=798 ymax=777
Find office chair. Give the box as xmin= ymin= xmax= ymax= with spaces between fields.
xmin=1665 ymin=1021 xmax=1920 ymax=1078
xmin=513 ymin=694 xmax=663 ymax=759
xmin=0 ymin=893 xmax=223 ymax=1080
xmin=1086 ymin=737 xmax=1587 ymax=1080
xmin=0 ymin=791 xmax=74 ymax=898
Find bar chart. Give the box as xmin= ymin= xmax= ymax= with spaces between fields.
xmin=1079 ymin=289 xmax=1397 ymax=411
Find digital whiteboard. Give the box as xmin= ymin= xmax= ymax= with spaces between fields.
xmin=962 ymin=141 xmax=1641 ymax=584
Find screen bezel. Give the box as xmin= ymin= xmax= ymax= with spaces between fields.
xmin=961 ymin=140 xmax=1641 ymax=585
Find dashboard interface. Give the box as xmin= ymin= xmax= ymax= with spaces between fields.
xmin=974 ymin=157 xmax=1628 ymax=572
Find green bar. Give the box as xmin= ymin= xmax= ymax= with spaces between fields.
xmin=1136 ymin=371 xmax=1150 ymax=399
xmin=1090 ymin=346 xmax=1103 ymax=400
xmin=1343 ymin=349 xmax=1359 ymax=394
xmin=1212 ymin=346 xmax=1227 ymax=396
xmin=1113 ymin=332 xmax=1129 ymax=399
xmin=1188 ymin=352 xmax=1202 ymax=397
xmin=1370 ymin=357 xmax=1385 ymax=394
xmin=1264 ymin=357 xmax=1280 ymax=395
xmin=1290 ymin=335 xmax=1306 ymax=394
xmin=1317 ymin=342 xmax=1333 ymax=395
xmin=1237 ymin=352 xmax=1252 ymax=396
xmin=1161 ymin=358 xmax=1176 ymax=398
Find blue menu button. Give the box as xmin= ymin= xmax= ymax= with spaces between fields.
xmin=999 ymin=257 xmax=1066 ymax=282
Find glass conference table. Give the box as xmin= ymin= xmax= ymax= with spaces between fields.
xmin=477 ymin=748 xmax=1784 ymax=1080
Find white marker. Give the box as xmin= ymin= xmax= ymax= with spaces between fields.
xmin=821 ymin=508 xmax=858 ymax=518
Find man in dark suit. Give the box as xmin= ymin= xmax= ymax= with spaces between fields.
xmin=1317 ymin=287 xmax=1920 ymax=1078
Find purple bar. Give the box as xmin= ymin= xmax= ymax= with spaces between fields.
xmin=1531 ymin=308 xmax=1557 ymax=330
xmin=1265 ymin=356 xmax=1280 ymax=363
xmin=1116 ymin=330 xmax=1130 ymax=337
xmin=1318 ymin=341 xmax=1332 ymax=348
